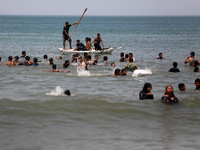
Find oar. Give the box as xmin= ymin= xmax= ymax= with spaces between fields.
xmin=63 ymin=8 xmax=87 ymax=51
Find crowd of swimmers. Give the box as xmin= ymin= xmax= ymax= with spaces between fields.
xmin=1 ymin=50 xmax=199 ymax=100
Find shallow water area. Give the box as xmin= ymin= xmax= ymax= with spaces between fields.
xmin=0 ymin=16 xmax=200 ymax=150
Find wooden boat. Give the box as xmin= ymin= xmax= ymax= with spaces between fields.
xmin=58 ymin=47 xmax=121 ymax=54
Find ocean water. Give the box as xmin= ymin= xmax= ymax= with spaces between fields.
xmin=0 ymin=15 xmax=200 ymax=150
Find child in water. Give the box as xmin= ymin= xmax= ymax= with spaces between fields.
xmin=161 ymin=85 xmax=178 ymax=103
xmin=139 ymin=83 xmax=154 ymax=100
xmin=193 ymin=61 xmax=199 ymax=72
xmin=178 ymin=83 xmax=186 ymax=91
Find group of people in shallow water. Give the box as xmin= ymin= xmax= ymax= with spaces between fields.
xmin=1 ymin=50 xmax=199 ymax=101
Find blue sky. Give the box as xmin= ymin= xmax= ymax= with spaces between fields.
xmin=1 ymin=0 xmax=200 ymax=16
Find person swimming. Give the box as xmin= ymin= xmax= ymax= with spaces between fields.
xmin=42 ymin=64 xmax=71 ymax=72
xmin=178 ymin=83 xmax=186 ymax=91
xmin=6 ymin=56 xmax=16 ymax=66
xmin=64 ymin=90 xmax=71 ymax=96
xmin=161 ymin=85 xmax=178 ymax=103
xmin=139 ymin=83 xmax=154 ymax=100
xmin=169 ymin=62 xmax=180 ymax=72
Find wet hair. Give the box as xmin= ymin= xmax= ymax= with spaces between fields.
xmin=142 ymin=83 xmax=152 ymax=93
xmin=65 ymin=60 xmax=70 ymax=64
xmin=64 ymin=90 xmax=71 ymax=96
xmin=165 ymin=85 xmax=175 ymax=96
xmin=25 ymin=56 xmax=30 ymax=61
xmin=97 ymin=33 xmax=100 ymax=36
xmin=52 ymin=64 xmax=56 ymax=69
xmin=114 ymin=68 xmax=121 ymax=75
xmin=125 ymin=54 xmax=129 ymax=59
xmin=15 ymin=56 xmax=19 ymax=60
xmin=33 ymin=57 xmax=38 ymax=63
xmin=8 ymin=56 xmax=13 ymax=61
xmin=103 ymin=56 xmax=108 ymax=61
xmin=88 ymin=38 xmax=91 ymax=41
xmin=22 ymin=51 xmax=26 ymax=55
xmin=173 ymin=62 xmax=178 ymax=67
xmin=129 ymin=58 xmax=133 ymax=62
xmin=43 ymin=54 xmax=48 ymax=59
xmin=191 ymin=52 xmax=195 ymax=57
xmin=120 ymin=52 xmax=124 ymax=57
xmin=178 ymin=83 xmax=185 ymax=91
xmin=77 ymin=39 xmax=80 ymax=42
xmin=49 ymin=58 xmax=53 ymax=61
xmin=65 ymin=21 xmax=69 ymax=24
xmin=159 ymin=52 xmax=162 ymax=55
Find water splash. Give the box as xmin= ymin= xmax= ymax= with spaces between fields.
xmin=45 ymin=86 xmax=64 ymax=96
xmin=132 ymin=68 xmax=153 ymax=77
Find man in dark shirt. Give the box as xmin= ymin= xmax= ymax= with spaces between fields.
xmin=169 ymin=62 xmax=180 ymax=72
xmin=75 ymin=40 xmax=86 ymax=51
xmin=63 ymin=21 xmax=78 ymax=50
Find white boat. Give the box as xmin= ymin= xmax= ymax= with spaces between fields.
xmin=58 ymin=47 xmax=121 ymax=54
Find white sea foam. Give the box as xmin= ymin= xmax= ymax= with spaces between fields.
xmin=45 ymin=86 xmax=64 ymax=96
xmin=132 ymin=69 xmax=153 ymax=77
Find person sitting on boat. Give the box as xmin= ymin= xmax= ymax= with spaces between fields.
xmin=93 ymin=33 xmax=104 ymax=50
xmin=75 ymin=40 xmax=86 ymax=51
xmin=85 ymin=37 xmax=93 ymax=50
xmin=63 ymin=21 xmax=78 ymax=50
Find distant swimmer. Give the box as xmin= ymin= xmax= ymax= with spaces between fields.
xmin=64 ymin=90 xmax=71 ymax=96
xmin=21 ymin=51 xmax=26 ymax=58
xmin=161 ymin=85 xmax=178 ymax=103
xmin=33 ymin=57 xmax=39 ymax=66
xmin=169 ymin=62 xmax=180 ymax=72
xmin=178 ymin=83 xmax=186 ymax=91
xmin=119 ymin=52 xmax=127 ymax=62
xmin=121 ymin=69 xmax=127 ymax=76
xmin=43 ymin=54 xmax=48 ymax=60
xmin=139 ymin=83 xmax=154 ymax=100
xmin=93 ymin=33 xmax=104 ymax=50
xmin=128 ymin=53 xmax=136 ymax=62
xmin=193 ymin=61 xmax=199 ymax=72
xmin=77 ymin=56 xmax=87 ymax=70
xmin=63 ymin=21 xmax=78 ymax=50
xmin=6 ymin=56 xmax=15 ymax=66
xmin=14 ymin=56 xmax=19 ymax=63
xmin=157 ymin=52 xmax=164 ymax=59
xmin=92 ymin=55 xmax=98 ymax=65
xmin=111 ymin=68 xmax=121 ymax=76
xmin=42 ymin=64 xmax=71 ymax=73
xmin=63 ymin=60 xmax=70 ymax=68
xmin=123 ymin=58 xmax=139 ymax=72
xmin=185 ymin=52 xmax=200 ymax=66
xmin=18 ymin=56 xmax=33 ymax=66
xmin=48 ymin=58 xmax=54 ymax=65
xmin=75 ymin=39 xmax=86 ymax=51
xmin=71 ymin=54 xmax=77 ymax=63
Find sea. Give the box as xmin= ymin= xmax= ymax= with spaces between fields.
xmin=0 ymin=15 xmax=200 ymax=150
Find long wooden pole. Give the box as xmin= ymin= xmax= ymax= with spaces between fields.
xmin=64 ymin=8 xmax=87 ymax=49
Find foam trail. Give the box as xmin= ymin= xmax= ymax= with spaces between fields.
xmin=46 ymin=86 xmax=64 ymax=96
xmin=76 ymin=62 xmax=91 ymax=76
xmin=132 ymin=69 xmax=153 ymax=77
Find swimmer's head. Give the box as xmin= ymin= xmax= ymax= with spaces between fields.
xmin=14 ymin=56 xmax=19 ymax=61
xmin=64 ymin=90 xmax=71 ymax=96
xmin=129 ymin=53 xmax=133 ymax=58
xmin=190 ymin=52 xmax=195 ymax=57
xmin=33 ymin=57 xmax=38 ymax=63
xmin=143 ymin=83 xmax=152 ymax=93
xmin=178 ymin=83 xmax=185 ymax=91
xmin=58 ymin=56 xmax=62 ymax=60
xmin=22 ymin=51 xmax=26 ymax=55
xmin=125 ymin=54 xmax=129 ymax=59
xmin=159 ymin=53 xmax=163 ymax=57
xmin=25 ymin=56 xmax=30 ymax=61
xmin=8 ymin=56 xmax=12 ymax=61
xmin=114 ymin=68 xmax=121 ymax=76
xmin=121 ymin=69 xmax=127 ymax=75
xmin=49 ymin=58 xmax=53 ymax=64
xmin=173 ymin=62 xmax=178 ymax=68
xmin=103 ymin=56 xmax=108 ymax=61
xmin=43 ymin=54 xmax=48 ymax=59
xmin=120 ymin=52 xmax=124 ymax=57
xmin=111 ymin=62 xmax=116 ymax=68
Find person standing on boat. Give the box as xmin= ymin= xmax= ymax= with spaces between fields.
xmin=63 ymin=21 xmax=78 ymax=50
xmin=93 ymin=33 xmax=104 ymax=50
